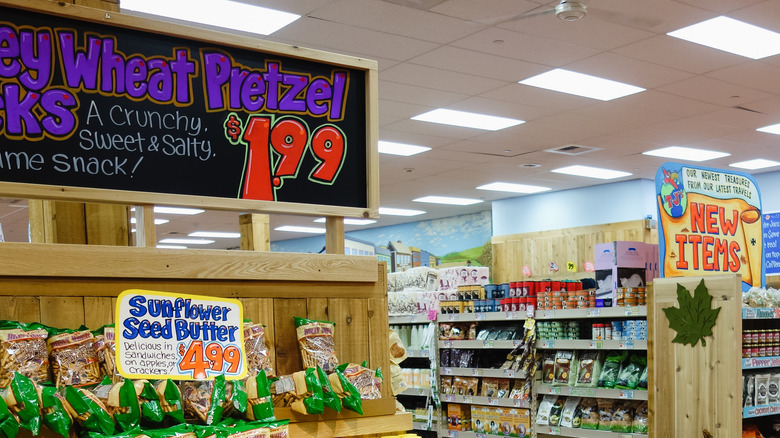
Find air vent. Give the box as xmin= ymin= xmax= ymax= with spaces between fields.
xmin=544 ymin=144 xmax=602 ymax=156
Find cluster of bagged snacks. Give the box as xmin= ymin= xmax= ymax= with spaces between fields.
xmin=743 ymin=372 xmax=780 ymax=408
xmin=537 ymin=396 xmax=648 ymax=433
xmin=541 ymin=350 xmax=648 ymax=391
xmin=440 ymin=376 xmax=527 ymax=400
xmin=448 ymin=403 xmax=530 ymax=437
xmin=0 ymin=316 xmax=383 ymax=438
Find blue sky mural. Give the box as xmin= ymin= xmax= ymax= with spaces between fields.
xmin=271 ymin=210 xmax=492 ymax=256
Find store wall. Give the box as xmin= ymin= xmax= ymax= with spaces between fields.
xmin=491 ymin=179 xmax=657 ymax=237
xmin=755 ymin=171 xmax=780 ymax=213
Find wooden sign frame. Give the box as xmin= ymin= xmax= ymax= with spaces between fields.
xmin=0 ymin=0 xmax=379 ymax=218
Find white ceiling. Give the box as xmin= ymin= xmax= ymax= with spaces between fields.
xmin=3 ymin=0 xmax=780 ymax=249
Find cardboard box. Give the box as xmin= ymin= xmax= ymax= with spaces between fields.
xmin=447 ymin=404 xmax=471 ymax=431
xmin=595 ymin=241 xmax=656 ymax=305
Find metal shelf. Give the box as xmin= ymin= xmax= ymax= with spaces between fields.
xmin=400 ymin=387 xmax=431 ymax=397
xmin=536 ymin=383 xmax=648 ymax=401
xmin=439 ymin=340 xmax=521 ymax=349
xmin=390 ymin=314 xmax=434 ymax=324
xmin=536 ymin=306 xmax=646 ymax=320
xmin=441 ymin=367 xmax=526 ymax=379
xmin=441 ymin=394 xmax=530 ymax=408
xmin=438 ymin=311 xmax=529 ymax=322
xmin=536 ymin=339 xmax=647 ymax=350
xmin=536 ymin=425 xmax=648 ymax=437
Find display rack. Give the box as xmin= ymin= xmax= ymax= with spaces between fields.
xmin=535 ymin=426 xmax=648 ymax=438
xmin=536 ymin=384 xmax=648 ymax=401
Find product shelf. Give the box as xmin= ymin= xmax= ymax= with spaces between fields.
xmin=442 ymin=431 xmax=531 ymax=438
xmin=536 ymin=339 xmax=647 ymax=350
xmin=441 ymin=367 xmax=526 ymax=379
xmin=535 ymin=306 xmax=646 ymax=320
xmin=439 ymin=340 xmax=522 ymax=349
xmin=413 ymin=420 xmax=435 ymax=431
xmin=743 ymin=403 xmax=780 ymax=418
xmin=406 ymin=349 xmax=432 ymax=358
xmin=400 ymin=387 xmax=432 ymax=397
xmin=439 ymin=311 xmax=528 ymax=322
xmin=441 ymin=394 xmax=531 ymax=408
xmin=535 ymin=425 xmax=648 ymax=437
xmin=742 ymin=308 xmax=780 ymax=319
xmin=742 ymin=356 xmax=780 ymax=369
xmin=536 ymin=383 xmax=648 ymax=401
xmin=390 ymin=314 xmax=434 ymax=324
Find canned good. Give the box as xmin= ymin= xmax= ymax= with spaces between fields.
xmin=760 ymin=331 xmax=768 ymax=344
xmin=759 ymin=345 xmax=767 ymax=357
xmin=744 ymin=331 xmax=752 ymax=344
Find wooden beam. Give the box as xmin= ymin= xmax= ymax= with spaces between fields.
xmin=134 ymin=205 xmax=156 ymax=248
xmin=239 ymin=213 xmax=270 ymax=251
xmin=325 ymin=217 xmax=345 ymax=255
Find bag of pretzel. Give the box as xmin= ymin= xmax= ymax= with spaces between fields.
xmin=61 ymin=385 xmax=115 ymax=435
xmin=38 ymin=385 xmax=72 ymax=438
xmin=48 ymin=330 xmax=102 ymax=388
xmin=0 ymin=321 xmax=50 ymax=387
xmin=154 ymin=379 xmax=185 ymax=425
xmin=244 ymin=323 xmax=275 ymax=378
xmin=2 ymin=372 xmax=41 ymax=435
xmin=245 ymin=371 xmax=274 ymax=422
xmin=293 ymin=318 xmax=338 ymax=373
xmin=181 ymin=375 xmax=230 ymax=425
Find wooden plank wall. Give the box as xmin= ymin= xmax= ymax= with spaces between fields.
xmin=491 ymin=219 xmax=657 ymax=283
xmin=649 ymin=274 xmax=741 ymax=437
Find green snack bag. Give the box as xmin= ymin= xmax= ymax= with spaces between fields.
xmin=598 ymin=351 xmax=628 ymax=389
xmin=616 ymin=355 xmax=647 ymax=390
xmin=227 ymin=379 xmax=247 ymax=417
xmin=191 ymin=422 xmax=230 ymax=438
xmin=327 ymin=369 xmax=363 ymax=415
xmin=154 ymin=379 xmax=185 ymax=425
xmin=144 ymin=423 xmax=194 ymax=438
xmin=106 ymin=379 xmax=141 ymax=431
xmin=63 ymin=386 xmax=115 ymax=435
xmin=317 ymin=366 xmax=341 ymax=413
xmin=290 ymin=368 xmax=324 ymax=415
xmin=245 ymin=371 xmax=275 ymax=422
xmin=182 ymin=375 xmax=226 ymax=425
xmin=39 ymin=386 xmax=72 ymax=438
xmin=137 ymin=381 xmax=164 ymax=426
xmin=4 ymin=372 xmax=41 ymax=434
xmin=0 ymin=395 xmax=19 ymax=438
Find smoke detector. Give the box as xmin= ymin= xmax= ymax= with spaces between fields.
xmin=555 ymin=1 xmax=587 ymax=21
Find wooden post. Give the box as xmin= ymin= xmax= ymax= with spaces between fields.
xmin=239 ymin=214 xmax=270 ymax=251
xmin=325 ymin=217 xmax=345 ymax=255
xmin=134 ymin=205 xmax=156 ymax=248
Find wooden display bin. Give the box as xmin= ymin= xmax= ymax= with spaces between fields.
xmin=0 ymin=242 xmax=411 ymax=437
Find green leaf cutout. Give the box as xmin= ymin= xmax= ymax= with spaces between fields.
xmin=662 ymin=279 xmax=721 ymax=347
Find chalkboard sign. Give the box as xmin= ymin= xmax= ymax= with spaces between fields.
xmin=0 ymin=3 xmax=377 ymax=216
xmin=764 ymin=212 xmax=780 ymax=274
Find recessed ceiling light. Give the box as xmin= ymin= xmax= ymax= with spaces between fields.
xmin=313 ymin=218 xmax=377 ymax=225
xmin=378 ymin=141 xmax=431 ymax=156
xmin=642 ymin=146 xmax=730 ymax=162
xmin=158 ymin=238 xmax=215 ymax=245
xmin=130 ymin=218 xmax=170 ymax=225
xmin=476 ymin=182 xmax=551 ymax=194
xmin=552 ymin=165 xmax=632 ymax=180
xmin=378 ymin=207 xmax=426 ymax=216
xmin=274 ymin=226 xmax=326 ymax=234
xmin=121 ymin=0 xmax=300 ymax=35
xmin=154 ymin=206 xmax=205 ymax=215
xmin=730 ymin=158 xmax=780 ymax=170
xmin=413 ymin=196 xmax=484 ymax=206
xmin=667 ymin=16 xmax=780 ymax=59
xmin=757 ymin=123 xmax=780 ymax=135
xmin=8 ymin=204 xmax=27 ymax=208
xmin=519 ymin=68 xmax=645 ymax=101
xmin=188 ymin=231 xmax=241 ymax=238
xmin=156 ymin=244 xmax=187 ymax=249
xmin=411 ymin=109 xmax=524 ymax=131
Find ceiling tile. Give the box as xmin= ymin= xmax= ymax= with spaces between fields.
xmin=657 ymin=75 xmax=771 ymax=106
xmin=379 ymin=63 xmax=508 ymax=94
xmin=613 ymin=35 xmax=745 ymax=74
xmin=407 ymin=46 xmax=545 ymax=81
xmin=565 ymin=52 xmax=693 ymax=88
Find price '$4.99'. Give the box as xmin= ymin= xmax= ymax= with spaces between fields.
xmin=224 ymin=113 xmax=347 ymax=201
xmin=177 ymin=340 xmax=242 ymax=380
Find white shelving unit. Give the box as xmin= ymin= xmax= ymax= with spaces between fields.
xmin=439 ymin=340 xmax=522 ymax=349
xmin=441 ymin=394 xmax=530 ymax=409
xmin=536 ymin=307 xmax=646 ymax=320
xmin=536 ymin=383 xmax=648 ymax=401
xmin=441 ymin=367 xmax=526 ymax=379
xmin=535 ymin=426 xmax=648 ymax=438
xmin=390 ymin=314 xmax=434 ymax=324
xmin=536 ymin=339 xmax=647 ymax=350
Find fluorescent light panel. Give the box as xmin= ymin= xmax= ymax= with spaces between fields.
xmin=313 ymin=218 xmax=377 ymax=225
xmin=667 ymin=16 xmax=780 ymax=59
xmin=378 ymin=141 xmax=431 ymax=156
xmin=378 ymin=207 xmax=426 ymax=217
xmin=130 ymin=218 xmax=169 ymax=225
xmin=476 ymin=182 xmax=551 ymax=194
xmin=552 ymin=165 xmax=632 ymax=180
xmin=730 ymin=158 xmax=780 ymax=170
xmin=156 ymin=245 xmax=187 ymax=249
xmin=757 ymin=123 xmax=780 ymax=135
xmin=274 ymin=226 xmax=326 ymax=234
xmin=188 ymin=231 xmax=241 ymax=238
xmin=158 ymin=238 xmax=214 ymax=245
xmin=519 ymin=68 xmax=645 ymax=101
xmin=643 ymin=146 xmax=729 ymax=162
xmin=413 ymin=196 xmax=483 ymax=206
xmin=154 ymin=206 xmax=205 ymax=215
xmin=121 ymin=0 xmax=300 ymax=35
xmin=412 ymin=109 xmax=524 ymax=131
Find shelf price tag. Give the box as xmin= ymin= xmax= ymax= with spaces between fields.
xmin=420 ymin=349 xmax=429 ymax=358
xmin=408 ymin=315 xmax=419 ymax=323
xmin=448 ymin=431 xmax=458 ymax=438
xmin=443 ymin=341 xmax=453 ymax=348
xmin=513 ymin=399 xmax=525 ymax=407
xmin=541 ymin=340 xmax=555 ymax=348
xmin=503 ymin=369 xmax=515 ymax=378
xmin=448 ymin=314 xmax=458 ymax=321
xmin=571 ymin=387 xmax=596 ymax=397
xmin=589 ymin=340 xmax=602 ymax=349
xmin=471 ymin=368 xmax=483 ymax=376
xmin=445 ymin=395 xmax=455 ymax=402
xmin=624 ymin=307 xmax=640 ymax=316
xmin=488 ymin=397 xmax=499 ymax=406
xmin=619 ymin=390 xmax=634 ymax=399
xmin=442 ymin=368 xmax=453 ymax=376
xmin=476 ymin=313 xmax=486 ymax=321
xmin=116 ymin=289 xmax=246 ymax=380
xmin=463 ymin=396 xmax=473 ymax=404
xmin=587 ymin=308 xmax=600 ymax=317
xmin=483 ymin=340 xmax=494 ymax=348
xmin=547 ymin=386 xmax=561 ymax=395
xmin=547 ymin=426 xmax=561 ymax=435
xmin=476 ymin=434 xmax=487 ymax=438
xmin=619 ymin=340 xmax=635 ymax=350
xmin=743 ymin=308 xmax=756 ymax=319
xmin=543 ymin=310 xmax=555 ymax=318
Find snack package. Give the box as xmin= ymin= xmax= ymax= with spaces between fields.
xmin=632 ymin=401 xmax=648 ymax=434
xmin=134 ymin=380 xmax=163 ymax=427
xmin=616 ymin=355 xmax=647 ymax=390
xmin=106 ymin=379 xmax=141 ymax=432
xmin=756 ymin=374 xmax=770 ymax=406
xmin=389 ymin=364 xmax=406 ymax=396
xmin=62 ymin=386 xmax=115 ymax=435
xmin=496 ymin=379 xmax=510 ymax=398
xmin=48 ymin=330 xmax=102 ymax=388
xmin=548 ymin=397 xmax=565 ymax=427
xmin=575 ymin=351 xmax=603 ymax=388
xmin=288 ymin=369 xmax=324 ymax=415
xmin=480 ymin=378 xmax=498 ymax=398
xmin=337 ymin=363 xmax=382 ymax=400
xmin=226 ymin=380 xmax=247 ymax=418
xmin=245 ymin=371 xmax=276 ymax=421
xmin=154 ymin=380 xmax=185 ymax=425
xmin=560 ymin=397 xmax=582 ymax=428
xmin=464 ymin=377 xmax=479 ymax=397
xmin=317 ymin=367 xmax=341 ymax=413
xmin=0 ymin=321 xmax=50 ymax=387
xmin=610 ymin=400 xmax=633 ymax=433
xmin=744 ymin=375 xmax=755 ymax=407
xmin=244 ymin=323 xmax=275 ymax=378
xmin=39 ymin=385 xmax=72 ymax=438
xmin=182 ymin=375 xmax=228 ymax=425
xmin=770 ymin=374 xmax=780 ymax=404
xmin=144 ymin=424 xmax=196 ymax=438
xmin=637 ymin=365 xmax=648 ymax=391
xmin=553 ymin=351 xmax=576 ymax=386
xmin=597 ymin=399 xmax=614 ymax=431
xmin=579 ymin=398 xmax=599 ymax=430
xmin=536 ymin=395 xmax=558 ymax=426
xmin=388 ymin=330 xmax=408 ymax=365
xmin=3 ymin=372 xmax=41 ymax=434
xmin=0 ymin=394 xmax=18 ymax=438
xmin=542 ymin=352 xmax=556 ymax=384
xmin=327 ymin=370 xmax=363 ymax=415
xmin=598 ymin=351 xmax=628 ymax=389
xmin=293 ymin=318 xmax=338 ymax=373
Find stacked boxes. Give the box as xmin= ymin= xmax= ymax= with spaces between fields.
xmin=471 ymin=407 xmax=530 ymax=437
xmin=594 ymin=241 xmax=658 ymax=307
xmin=447 ymin=404 xmax=471 ymax=431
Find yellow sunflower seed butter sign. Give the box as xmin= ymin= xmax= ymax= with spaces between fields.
xmin=656 ymin=162 xmax=764 ymax=291
xmin=116 ymin=289 xmax=247 ymax=380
